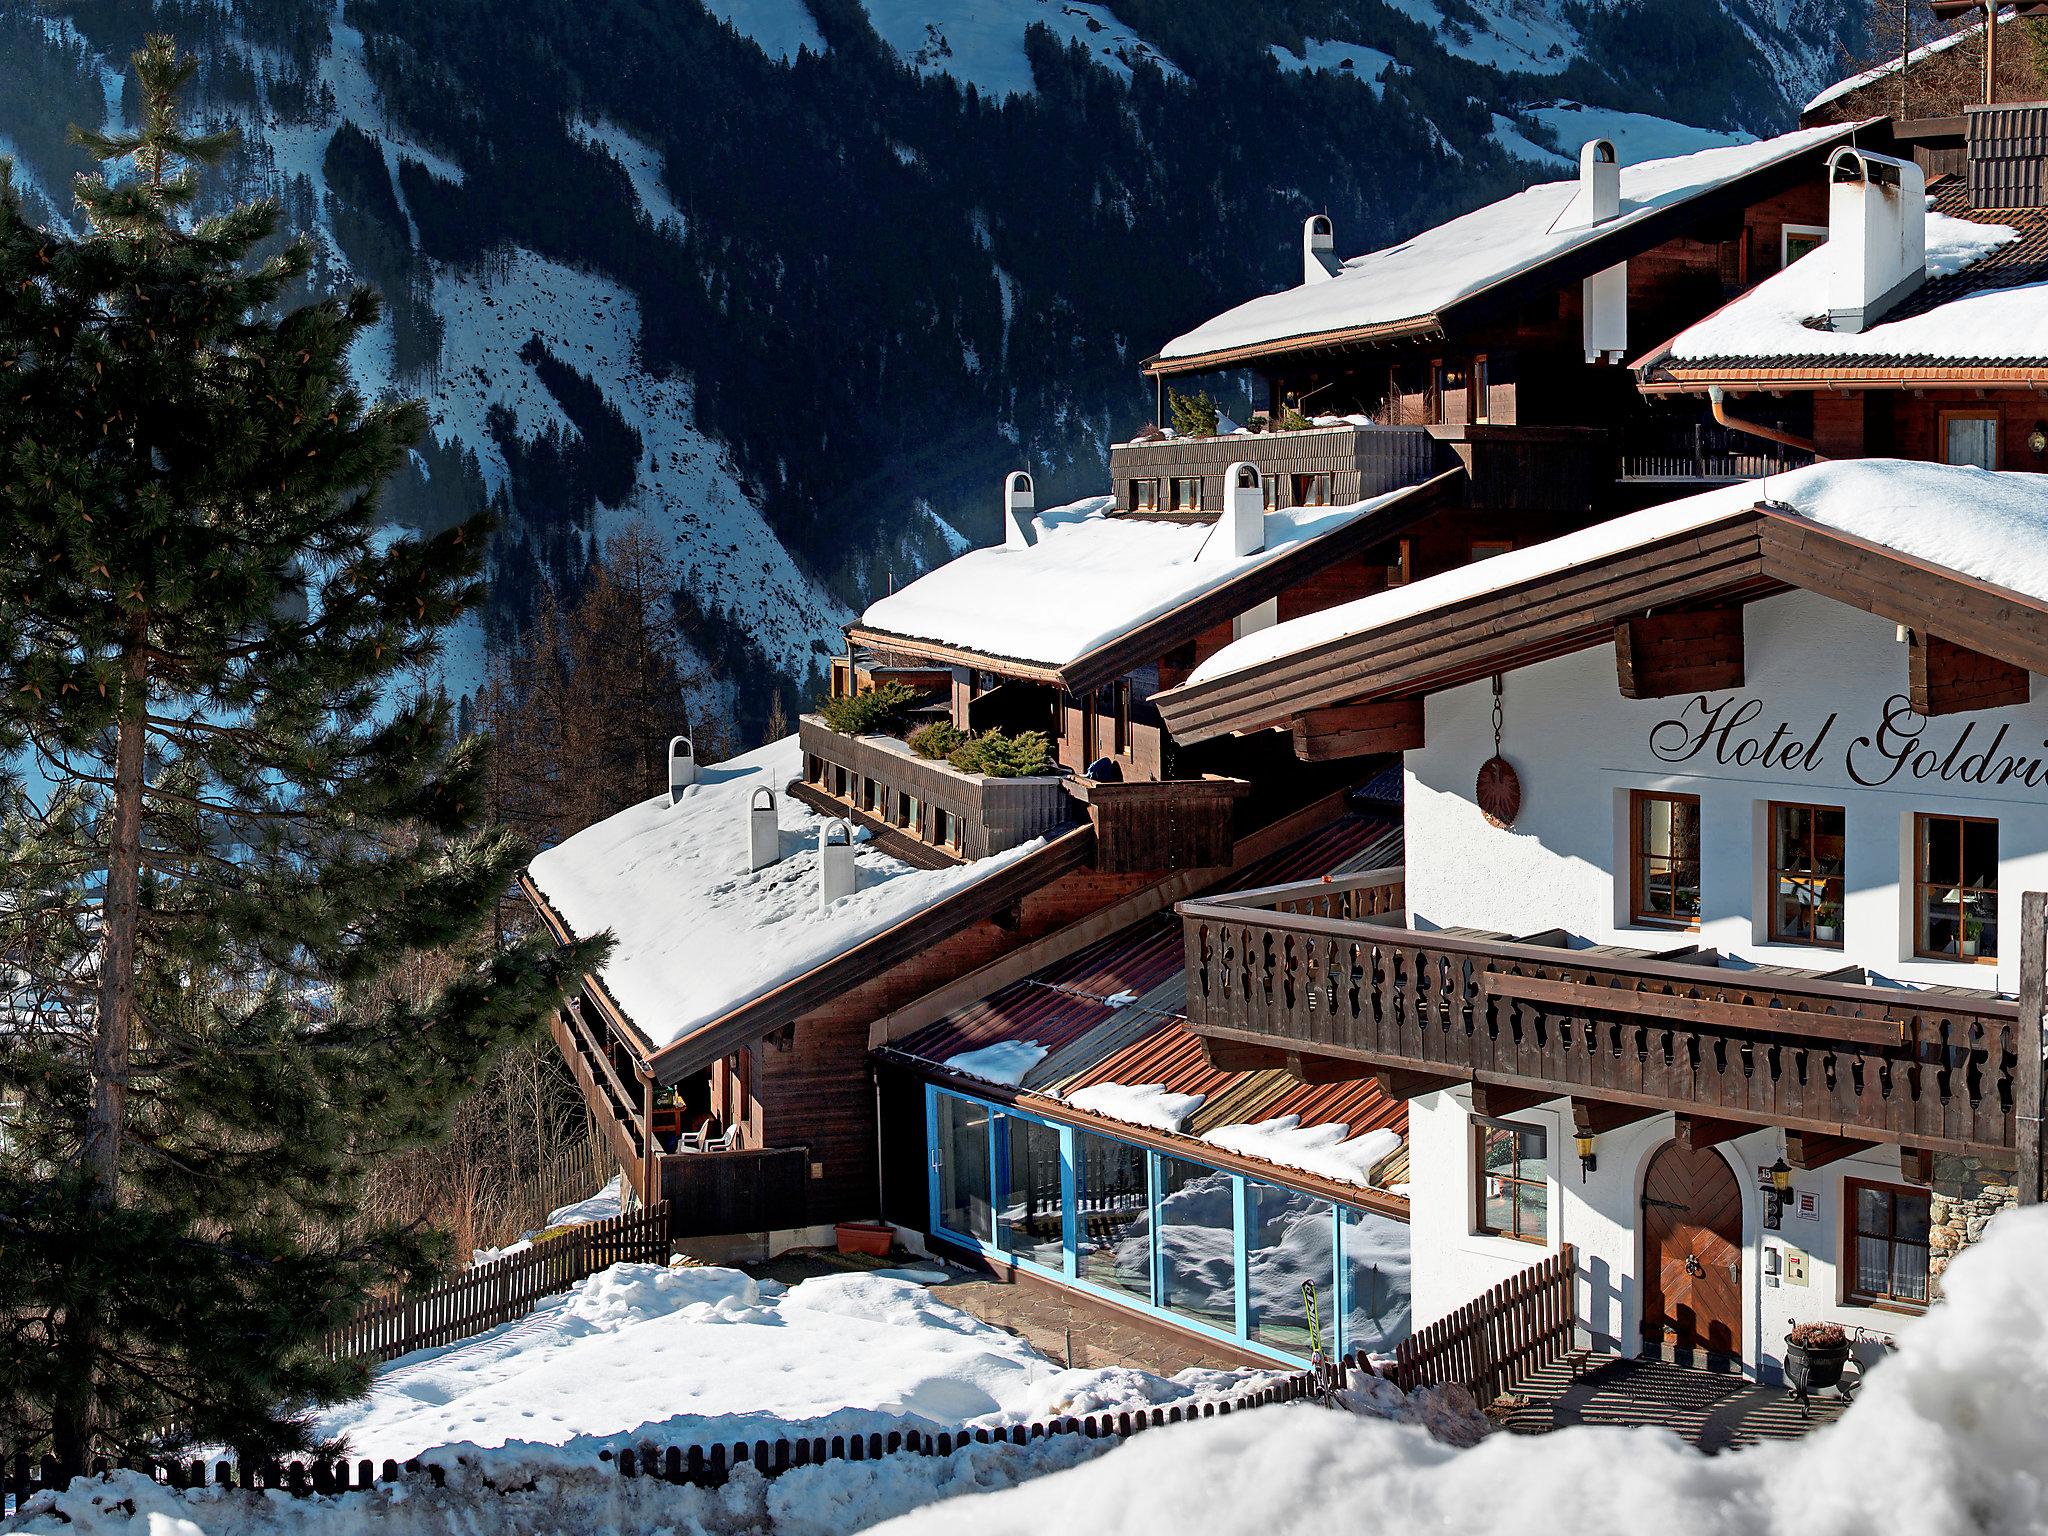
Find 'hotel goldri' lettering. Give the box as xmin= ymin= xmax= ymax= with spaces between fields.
xmin=1648 ymin=694 xmax=2048 ymax=791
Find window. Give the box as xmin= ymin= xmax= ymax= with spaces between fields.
xmin=1941 ymin=410 xmax=1999 ymax=469
xmin=1263 ymin=474 xmax=1280 ymax=510
xmin=1129 ymin=478 xmax=1161 ymax=513
xmin=997 ymin=1114 xmax=1065 ymax=1269
xmin=1845 ymin=1179 xmax=1932 ymax=1309
xmin=1769 ymin=802 xmax=1846 ymax=946
xmin=1341 ymin=1204 xmax=1412 ymax=1356
xmin=1468 ymin=540 xmax=1512 ymax=563
xmin=935 ymin=1094 xmax=992 ymax=1243
xmin=1291 ymin=472 xmax=1332 ymax=507
xmin=1915 ymin=814 xmax=1998 ymax=961
xmin=931 ymin=806 xmax=957 ymax=849
xmin=898 ymin=789 xmax=921 ymax=831
xmin=1158 ymin=1156 xmax=1238 ymax=1331
xmin=1116 ymin=680 xmax=1132 ymax=757
xmin=1630 ymin=790 xmax=1702 ymax=928
xmin=1074 ymin=1128 xmax=1151 ymax=1301
xmin=1246 ymin=1184 xmax=1333 ymax=1353
xmin=1432 ymin=358 xmax=1470 ymax=424
xmin=1473 ymin=1117 xmax=1547 ymax=1243
xmin=862 ymin=777 xmax=882 ymax=814
xmin=1472 ymin=354 xmax=1490 ymax=424
xmin=1781 ymin=224 xmax=1828 ymax=267
xmin=1170 ymin=476 xmax=1203 ymax=512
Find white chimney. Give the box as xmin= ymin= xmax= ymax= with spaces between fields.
xmin=667 ymin=735 xmax=696 ymax=804
xmin=1003 ymin=470 xmax=1037 ymax=550
xmin=1201 ymin=461 xmax=1265 ymax=565
xmin=1559 ymin=139 xmax=1620 ymax=230
xmin=819 ymin=819 xmax=856 ymax=906
xmin=1302 ymin=214 xmax=1340 ymax=284
xmin=1583 ymin=262 xmax=1628 ymax=364
xmin=747 ymin=785 xmax=779 ymax=872
xmin=1826 ymin=147 xmax=1926 ymax=334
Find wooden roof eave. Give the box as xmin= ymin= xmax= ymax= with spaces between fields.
xmin=641 ymin=823 xmax=1098 ymax=1085
xmin=849 ymin=468 xmax=1466 ymax=698
xmin=879 ymin=1045 xmax=1411 ymax=1220
xmin=1640 ymin=363 xmax=2048 ymax=394
xmin=1146 ymin=123 xmax=1874 ymax=381
xmin=519 ymin=872 xmax=658 ymax=1061
xmin=1154 ymin=503 xmax=2048 ymax=744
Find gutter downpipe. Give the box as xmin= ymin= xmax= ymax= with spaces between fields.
xmin=1709 ymin=384 xmax=1822 ymax=458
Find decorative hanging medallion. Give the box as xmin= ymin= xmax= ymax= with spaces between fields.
xmin=1476 ymin=755 xmax=1521 ymax=830
xmin=1477 ymin=673 xmax=1520 ymax=829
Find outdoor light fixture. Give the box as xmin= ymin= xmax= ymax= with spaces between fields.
xmin=1574 ymin=1128 xmax=1598 ymax=1179
xmin=2030 ymin=420 xmax=2047 ymax=457
xmin=1764 ymin=1154 xmax=1793 ymax=1231
xmin=1770 ymin=1157 xmax=1793 ymax=1194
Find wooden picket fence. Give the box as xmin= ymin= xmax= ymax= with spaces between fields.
xmin=1389 ymin=1243 xmax=1577 ymax=1405
xmin=611 ymin=1372 xmax=1317 ymax=1487
xmin=3 ymin=1372 xmax=1316 ymax=1509
xmin=322 ymin=1202 xmax=671 ymax=1366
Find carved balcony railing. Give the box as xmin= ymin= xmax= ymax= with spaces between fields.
xmin=1178 ymin=873 xmax=2019 ymax=1157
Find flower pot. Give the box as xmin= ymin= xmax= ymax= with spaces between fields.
xmin=1784 ymin=1337 xmax=1852 ymax=1398
xmin=1814 ymin=924 xmax=1838 ymax=943
xmin=836 ymin=1221 xmax=894 ymax=1258
xmin=1962 ymin=939 xmax=1980 ymax=958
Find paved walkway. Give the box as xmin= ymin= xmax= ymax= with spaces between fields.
xmin=1499 ymin=1355 xmax=1849 ymax=1451
xmin=745 ymin=1247 xmax=1253 ymax=1375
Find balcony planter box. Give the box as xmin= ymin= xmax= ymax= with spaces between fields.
xmin=799 ymin=716 xmax=1072 ymax=859
xmin=836 ymin=1221 xmax=895 ymax=1258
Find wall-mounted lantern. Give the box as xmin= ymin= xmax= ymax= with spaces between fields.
xmin=1573 ymin=1128 xmax=1598 ymax=1180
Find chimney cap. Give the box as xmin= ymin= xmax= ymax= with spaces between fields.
xmin=751 ymin=785 xmax=775 ymax=810
xmin=1005 ymin=469 xmax=1034 ymax=499
xmin=1828 ymin=145 xmax=1907 ymax=188
xmin=1229 ymin=461 xmax=1262 ymax=490
xmin=1581 ymin=138 xmax=1617 ymax=168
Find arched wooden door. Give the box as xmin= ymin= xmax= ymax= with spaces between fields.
xmin=1640 ymin=1139 xmax=1744 ymax=1361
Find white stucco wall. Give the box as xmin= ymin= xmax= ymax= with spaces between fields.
xmin=1405 ymin=589 xmax=2048 ymax=991
xmin=1408 ymin=1088 xmax=1924 ymax=1379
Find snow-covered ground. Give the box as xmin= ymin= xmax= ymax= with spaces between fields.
xmin=317 ymin=1261 xmax=1280 ymax=1460
xmin=700 ymin=0 xmax=828 ymax=64
xmin=876 ymin=1203 xmax=2048 ymax=1535
xmin=1268 ymin=39 xmax=1401 ymax=94
xmin=859 ymin=0 xmax=1181 ymax=99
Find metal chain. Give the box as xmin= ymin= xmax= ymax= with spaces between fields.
xmin=1491 ymin=674 xmax=1504 ymax=756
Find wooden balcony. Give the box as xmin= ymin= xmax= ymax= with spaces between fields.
xmin=553 ymin=996 xmax=652 ymax=1195
xmin=1178 ymin=871 xmax=2023 ymax=1158
xmin=1067 ymin=774 xmax=1249 ymax=873
xmin=1109 ymin=423 xmax=1438 ymax=514
xmin=799 ymin=715 xmax=1073 ymax=861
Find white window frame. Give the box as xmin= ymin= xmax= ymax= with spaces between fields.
xmin=1781 ymin=223 xmax=1828 ymax=267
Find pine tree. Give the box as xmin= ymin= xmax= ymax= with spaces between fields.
xmin=0 ymin=38 xmax=605 ymax=1470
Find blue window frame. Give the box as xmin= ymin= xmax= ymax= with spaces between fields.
xmin=924 ymin=1084 xmax=1412 ymax=1367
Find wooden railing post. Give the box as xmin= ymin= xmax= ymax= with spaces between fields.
xmin=2018 ymin=891 xmax=2045 ymax=1205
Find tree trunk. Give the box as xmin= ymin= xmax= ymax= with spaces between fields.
xmin=59 ymin=620 xmax=148 ymax=1473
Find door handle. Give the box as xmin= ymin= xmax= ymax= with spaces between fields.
xmin=1684 ymin=1252 xmax=1705 ymax=1278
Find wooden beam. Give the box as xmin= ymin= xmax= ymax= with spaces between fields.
xmin=1200 ymin=1039 xmax=1288 ymax=1075
xmin=1674 ymin=1114 xmax=1752 ymax=1152
xmin=1374 ymin=1066 xmax=1467 ymax=1102
xmin=1469 ymin=1082 xmax=1556 ymax=1118
xmin=1786 ymin=1130 xmax=1880 ymax=1171
xmin=1288 ymin=1051 xmax=1371 ymax=1085
xmin=1900 ymin=1147 xmax=1936 ymax=1186
xmin=1614 ymin=607 xmax=1744 ymax=699
xmin=1570 ymin=1099 xmax=1666 ymax=1138
xmin=1910 ymin=631 xmax=2031 ymax=717
xmin=1291 ymin=697 xmax=1424 ymax=763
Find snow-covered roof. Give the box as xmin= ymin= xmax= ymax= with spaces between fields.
xmin=1186 ymin=459 xmax=2048 ymax=687
xmin=1802 ymin=16 xmax=1998 ymax=114
xmin=526 ymin=735 xmax=1048 ymax=1052
xmin=1154 ymin=124 xmax=1857 ymax=367
xmin=1645 ymin=186 xmax=2048 ymax=373
xmin=856 ymin=489 xmax=1411 ymax=672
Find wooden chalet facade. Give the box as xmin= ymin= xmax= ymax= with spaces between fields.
xmin=1150 ymin=460 xmax=2048 ymax=1380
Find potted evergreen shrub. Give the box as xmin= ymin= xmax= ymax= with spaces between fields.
xmin=1814 ymin=900 xmax=1841 ymax=944
xmin=1783 ymin=1319 xmax=1852 ymax=1401
xmin=1962 ymin=913 xmax=1984 ymax=958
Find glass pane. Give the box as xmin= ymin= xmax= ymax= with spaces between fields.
xmin=1340 ymin=1205 xmax=1413 ymax=1357
xmin=1246 ymin=1184 xmax=1334 ymax=1354
xmin=1919 ymin=887 xmax=1962 ymax=957
xmin=936 ymin=1095 xmax=991 ymax=1243
xmin=1775 ymin=805 xmax=1812 ymax=871
xmin=1856 ymin=1234 xmax=1891 ymax=1295
xmin=1921 ymin=817 xmax=1961 ymax=885
xmin=1515 ymin=1176 xmax=1548 ymax=1240
xmin=1974 ymin=892 xmax=1998 ymax=960
xmin=1895 ymin=1193 xmax=1932 ymax=1243
xmin=1963 ymin=819 xmax=1998 ymax=886
xmin=1481 ymin=1175 xmax=1516 ymax=1235
xmin=1814 ymin=808 xmax=1845 ymax=872
xmin=1641 ymin=796 xmax=1673 ymax=858
xmin=1892 ymin=1242 xmax=1930 ymax=1303
xmin=1515 ymin=1126 xmax=1547 ymax=1181
xmin=1074 ymin=1129 xmax=1151 ymax=1301
xmin=1480 ymin=1123 xmax=1512 ymax=1175
xmin=1856 ymin=1185 xmax=1891 ymax=1239
xmin=1158 ymin=1156 xmax=1238 ymax=1331
xmin=997 ymin=1115 xmax=1066 ymax=1269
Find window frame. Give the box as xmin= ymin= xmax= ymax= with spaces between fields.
xmin=1628 ymin=789 xmax=1703 ymax=930
xmin=1913 ymin=812 xmax=1998 ymax=962
xmin=1472 ymin=1115 xmax=1548 ymax=1244
xmin=1840 ymin=1176 xmax=1933 ymax=1313
xmin=1767 ymin=800 xmax=1846 ymax=948
xmin=1129 ymin=477 xmax=1161 ymax=513
xmin=1169 ymin=475 xmax=1204 ymax=513
xmin=1780 ymin=223 xmax=1828 ymax=267
xmin=1939 ymin=408 xmax=2001 ymax=470
xmin=1290 ymin=471 xmax=1332 ymax=508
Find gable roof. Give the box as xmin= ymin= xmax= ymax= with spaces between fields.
xmin=849 ymin=469 xmax=1462 ymax=694
xmin=1147 ymin=123 xmax=1868 ymax=377
xmin=522 ymin=733 xmax=1094 ymax=1081
xmin=1153 ymin=459 xmax=2048 ymax=743
xmin=1638 ymin=178 xmax=2048 ymax=387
